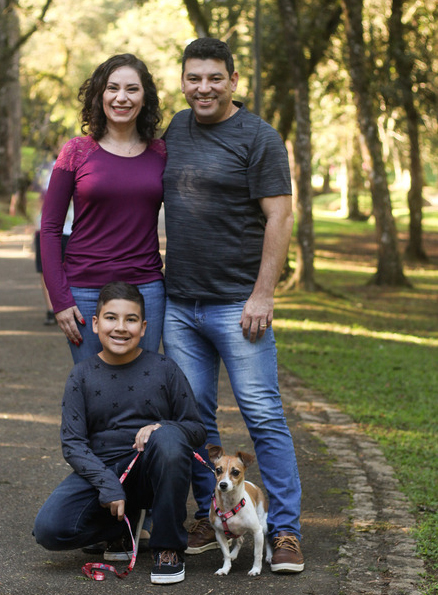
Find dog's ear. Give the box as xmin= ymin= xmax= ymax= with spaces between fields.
xmin=237 ymin=451 xmax=255 ymax=468
xmin=206 ymin=443 xmax=223 ymax=463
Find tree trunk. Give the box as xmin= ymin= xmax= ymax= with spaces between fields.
xmin=322 ymin=169 xmax=332 ymax=194
xmin=277 ymin=0 xmax=315 ymax=291
xmin=389 ymin=0 xmax=428 ymax=262
xmin=0 ymin=0 xmax=21 ymax=206
xmin=347 ymin=133 xmax=367 ymax=220
xmin=341 ymin=0 xmax=410 ymax=286
xmin=182 ymin=0 xmax=210 ymax=37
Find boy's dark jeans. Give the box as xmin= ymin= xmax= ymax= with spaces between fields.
xmin=33 ymin=425 xmax=192 ymax=552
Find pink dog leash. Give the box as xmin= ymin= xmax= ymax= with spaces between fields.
xmin=193 ymin=450 xmax=215 ymax=474
xmin=82 ymin=452 xmax=140 ymax=581
xmin=82 ymin=450 xmax=213 ymax=580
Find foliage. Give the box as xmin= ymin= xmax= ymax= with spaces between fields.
xmin=20 ymin=0 xmax=195 ymax=150
xmin=16 ymin=0 xmax=438 ymax=188
xmin=275 ymin=189 xmax=438 ymax=590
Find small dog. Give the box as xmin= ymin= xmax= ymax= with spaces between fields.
xmin=207 ymin=444 xmax=272 ymax=576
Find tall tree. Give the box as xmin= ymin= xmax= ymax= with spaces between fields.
xmin=346 ymin=133 xmax=367 ymax=220
xmin=341 ymin=0 xmax=409 ymax=286
xmin=389 ymin=0 xmax=427 ymax=262
xmin=0 ymin=0 xmax=20 ymax=205
xmin=276 ymin=0 xmax=314 ymax=290
xmin=276 ymin=0 xmax=342 ymax=290
xmin=0 ymin=0 xmax=53 ymax=206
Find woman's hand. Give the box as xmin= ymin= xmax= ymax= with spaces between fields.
xmin=55 ymin=306 xmax=85 ymax=346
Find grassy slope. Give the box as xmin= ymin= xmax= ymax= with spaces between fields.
xmin=274 ymin=189 xmax=438 ymax=594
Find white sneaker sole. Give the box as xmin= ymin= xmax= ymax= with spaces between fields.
xmin=103 ymin=550 xmax=133 ymax=561
xmin=185 ymin=538 xmax=232 ymax=555
xmin=150 ymin=567 xmax=185 ymax=584
xmin=185 ymin=541 xmax=220 ymax=555
xmin=271 ymin=561 xmax=305 ymax=573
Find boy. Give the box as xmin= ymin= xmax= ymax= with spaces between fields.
xmin=33 ymin=281 xmax=206 ymax=584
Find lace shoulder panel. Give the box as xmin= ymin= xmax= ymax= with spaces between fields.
xmin=149 ymin=138 xmax=167 ymax=159
xmin=54 ymin=136 xmax=100 ymax=172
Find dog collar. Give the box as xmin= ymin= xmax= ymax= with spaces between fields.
xmin=212 ymin=494 xmax=246 ymax=538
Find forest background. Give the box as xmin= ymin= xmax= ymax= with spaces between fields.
xmin=0 ymin=0 xmax=437 ymax=593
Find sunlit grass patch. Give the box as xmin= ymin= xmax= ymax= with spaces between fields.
xmin=276 ymin=197 xmax=438 ymax=587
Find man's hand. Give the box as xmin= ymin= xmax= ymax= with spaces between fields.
xmin=102 ymin=499 xmax=125 ymax=521
xmin=239 ymin=293 xmax=273 ymax=343
xmin=239 ymin=194 xmax=293 ymax=343
xmin=133 ymin=423 xmax=162 ymax=452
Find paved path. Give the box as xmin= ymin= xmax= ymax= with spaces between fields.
xmin=0 ymin=225 xmax=424 ymax=594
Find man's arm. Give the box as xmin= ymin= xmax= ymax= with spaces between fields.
xmin=240 ymin=194 xmax=293 ymax=343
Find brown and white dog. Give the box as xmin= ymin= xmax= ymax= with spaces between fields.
xmin=207 ymin=444 xmax=272 ymax=576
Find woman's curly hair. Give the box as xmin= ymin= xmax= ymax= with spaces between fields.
xmin=78 ymin=54 xmax=161 ymax=144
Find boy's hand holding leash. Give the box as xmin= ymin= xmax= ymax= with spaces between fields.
xmin=102 ymin=499 xmax=125 ymax=521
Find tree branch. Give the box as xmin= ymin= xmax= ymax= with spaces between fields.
xmin=5 ymin=0 xmax=53 ymax=59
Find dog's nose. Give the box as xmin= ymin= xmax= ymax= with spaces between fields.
xmin=219 ymin=482 xmax=228 ymax=491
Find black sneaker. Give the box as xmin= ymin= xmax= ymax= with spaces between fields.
xmin=44 ymin=310 xmax=56 ymax=325
xmin=104 ymin=536 xmax=133 ymax=561
xmin=150 ymin=550 xmax=185 ymax=584
xmin=81 ymin=541 xmax=106 ymax=555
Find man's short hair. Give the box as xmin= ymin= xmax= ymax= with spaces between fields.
xmin=182 ymin=38 xmax=235 ymax=77
xmin=95 ymin=282 xmax=145 ymax=320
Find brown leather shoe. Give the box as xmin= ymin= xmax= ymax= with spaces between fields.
xmin=270 ymin=531 xmax=305 ymax=573
xmin=185 ymin=518 xmax=220 ymax=554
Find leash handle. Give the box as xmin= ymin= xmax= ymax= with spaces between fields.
xmin=83 ymin=451 xmax=211 ymax=581
xmin=82 ymin=452 xmax=140 ymax=581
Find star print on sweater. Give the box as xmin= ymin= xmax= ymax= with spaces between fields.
xmin=60 ymin=350 xmax=206 ymax=504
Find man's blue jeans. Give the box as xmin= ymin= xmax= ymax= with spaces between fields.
xmin=163 ymin=297 xmax=301 ymax=541
xmin=69 ymin=280 xmax=165 ymax=364
xmin=33 ymin=425 xmax=192 ymax=552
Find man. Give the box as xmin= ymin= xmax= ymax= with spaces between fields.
xmin=162 ymin=38 xmax=304 ymax=573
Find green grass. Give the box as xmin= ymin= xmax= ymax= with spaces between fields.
xmin=0 ymin=191 xmax=40 ymax=230
xmin=0 ymin=204 xmax=28 ymax=230
xmin=275 ymin=189 xmax=438 ymax=594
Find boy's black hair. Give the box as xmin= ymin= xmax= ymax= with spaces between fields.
xmin=95 ymin=282 xmax=145 ymax=320
xmin=182 ymin=38 xmax=235 ymax=77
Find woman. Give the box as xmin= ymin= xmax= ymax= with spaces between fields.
xmin=41 ymin=54 xmax=166 ymax=363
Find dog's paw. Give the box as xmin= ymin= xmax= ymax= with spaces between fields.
xmin=248 ymin=567 xmax=261 ymax=576
xmin=230 ymin=550 xmax=239 ymax=561
xmin=265 ymin=553 xmax=272 ymax=564
xmin=215 ymin=568 xmax=230 ymax=576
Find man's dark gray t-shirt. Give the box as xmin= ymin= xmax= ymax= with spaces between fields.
xmin=163 ymin=103 xmax=292 ymax=300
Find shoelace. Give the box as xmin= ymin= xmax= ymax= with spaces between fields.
xmin=273 ymin=535 xmax=300 ymax=551
xmin=188 ymin=518 xmax=212 ymax=534
xmin=156 ymin=550 xmax=178 ymax=567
